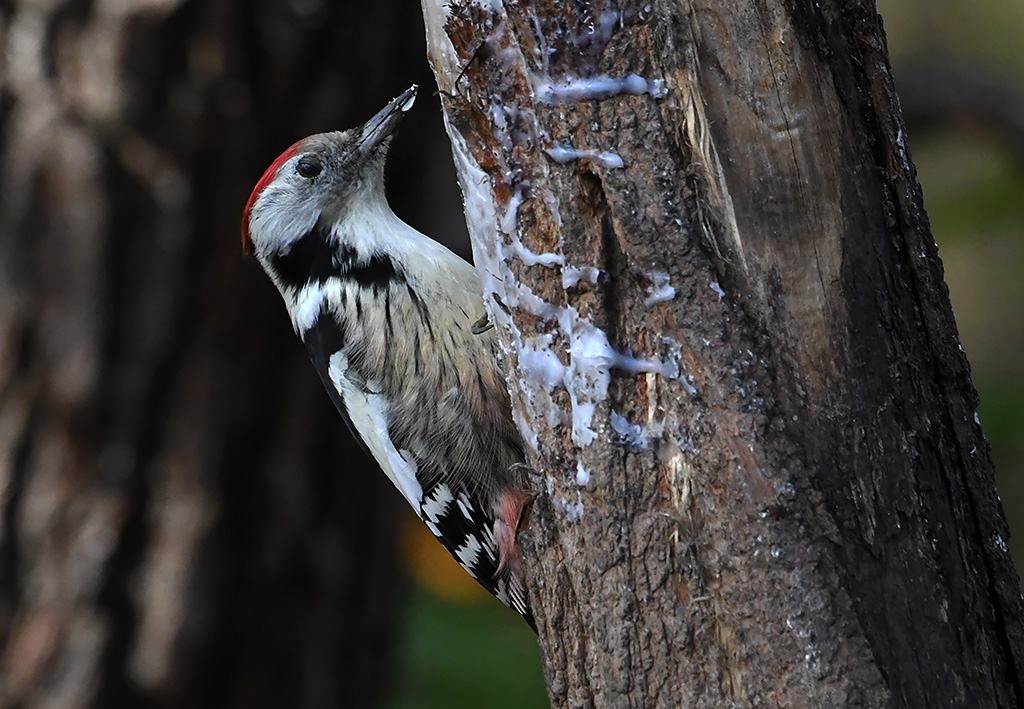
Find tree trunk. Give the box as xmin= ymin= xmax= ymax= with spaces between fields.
xmin=421 ymin=0 xmax=1024 ymax=707
xmin=0 ymin=1 xmax=444 ymax=706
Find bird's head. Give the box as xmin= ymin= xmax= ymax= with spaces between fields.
xmin=241 ymin=85 xmax=418 ymax=259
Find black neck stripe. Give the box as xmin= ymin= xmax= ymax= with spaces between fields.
xmin=269 ymin=217 xmax=346 ymax=287
xmin=269 ymin=217 xmax=405 ymax=290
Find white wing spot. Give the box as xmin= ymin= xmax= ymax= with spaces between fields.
xmin=422 ymin=485 xmax=454 ymax=524
xmin=482 ymin=528 xmax=497 ymax=561
xmin=455 ymin=534 xmax=483 ymax=570
xmin=456 ymin=494 xmax=474 ymax=521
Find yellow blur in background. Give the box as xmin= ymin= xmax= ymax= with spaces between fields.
xmin=400 ymin=514 xmax=491 ymax=604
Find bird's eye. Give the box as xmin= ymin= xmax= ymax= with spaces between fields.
xmin=297 ymin=157 xmax=322 ymax=178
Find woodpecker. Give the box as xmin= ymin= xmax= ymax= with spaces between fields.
xmin=241 ymin=86 xmax=534 ymax=628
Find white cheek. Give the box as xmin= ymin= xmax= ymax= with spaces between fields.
xmin=250 ymin=177 xmax=321 ymax=254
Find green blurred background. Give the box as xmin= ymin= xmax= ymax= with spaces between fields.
xmin=388 ymin=3 xmax=1024 ymax=706
xmin=880 ymin=0 xmax=1024 ymax=570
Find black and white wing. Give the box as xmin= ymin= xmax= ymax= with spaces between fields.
xmin=299 ymin=300 xmax=534 ymax=628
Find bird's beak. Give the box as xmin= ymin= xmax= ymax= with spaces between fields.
xmin=358 ymin=85 xmax=418 ymax=153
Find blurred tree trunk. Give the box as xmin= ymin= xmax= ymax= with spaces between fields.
xmin=423 ymin=0 xmax=1024 ymax=707
xmin=0 ymin=1 xmax=444 ymax=707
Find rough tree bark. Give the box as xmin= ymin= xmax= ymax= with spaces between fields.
xmin=422 ymin=1 xmax=1024 ymax=707
xmin=0 ymin=1 xmax=444 ymax=707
